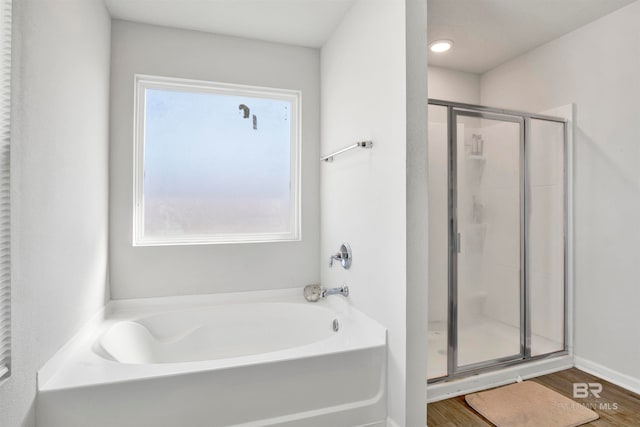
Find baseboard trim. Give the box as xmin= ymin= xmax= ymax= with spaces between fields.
xmin=426 ymin=355 xmax=574 ymax=403
xmin=357 ymin=421 xmax=385 ymax=427
xmin=386 ymin=418 xmax=425 ymax=427
xmin=574 ymin=356 xmax=640 ymax=395
xmin=386 ymin=418 xmax=401 ymax=427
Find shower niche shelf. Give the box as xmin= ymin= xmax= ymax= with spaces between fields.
xmin=464 ymin=155 xmax=486 ymax=184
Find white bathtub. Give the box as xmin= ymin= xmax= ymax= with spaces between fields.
xmin=37 ymin=289 xmax=387 ymax=427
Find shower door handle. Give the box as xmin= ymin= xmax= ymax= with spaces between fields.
xmin=456 ymin=233 xmax=461 ymax=253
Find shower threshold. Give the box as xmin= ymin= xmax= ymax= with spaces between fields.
xmin=427 ymin=319 xmax=564 ymax=381
xmin=426 ymin=353 xmax=573 ymax=403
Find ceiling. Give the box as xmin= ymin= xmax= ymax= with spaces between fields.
xmin=428 ymin=0 xmax=637 ymax=74
xmin=104 ymin=0 xmax=356 ymax=48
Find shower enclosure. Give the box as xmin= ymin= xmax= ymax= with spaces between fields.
xmin=427 ymin=99 xmax=567 ymax=382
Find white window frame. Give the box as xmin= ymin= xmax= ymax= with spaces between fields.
xmin=132 ymin=74 xmax=302 ymax=246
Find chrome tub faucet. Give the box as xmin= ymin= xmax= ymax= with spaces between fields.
xmin=321 ymin=285 xmax=349 ymax=298
xmin=303 ymin=284 xmax=349 ymax=302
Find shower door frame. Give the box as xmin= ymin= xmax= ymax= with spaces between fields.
xmin=428 ymin=99 xmax=569 ymax=384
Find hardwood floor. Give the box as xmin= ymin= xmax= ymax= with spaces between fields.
xmin=427 ymin=368 xmax=640 ymax=426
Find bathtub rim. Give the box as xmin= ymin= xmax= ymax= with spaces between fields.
xmin=95 ymin=301 xmax=342 ymax=365
xmin=38 ymin=287 xmax=387 ymax=392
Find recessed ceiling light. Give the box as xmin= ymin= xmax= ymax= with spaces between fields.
xmin=429 ymin=40 xmax=453 ymax=53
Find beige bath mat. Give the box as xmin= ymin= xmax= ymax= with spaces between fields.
xmin=465 ymin=381 xmax=599 ymax=427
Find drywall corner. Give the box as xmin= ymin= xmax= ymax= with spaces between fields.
xmin=406 ymin=0 xmax=429 ymax=425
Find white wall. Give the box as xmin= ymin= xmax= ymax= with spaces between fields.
xmin=109 ymin=20 xmax=320 ymax=299
xmin=428 ymin=65 xmax=480 ymax=104
xmin=321 ymin=0 xmax=427 ymax=424
xmin=0 ymin=1 xmax=111 ymax=426
xmin=481 ymin=0 xmax=640 ymax=382
xmin=405 ymin=0 xmax=429 ymax=423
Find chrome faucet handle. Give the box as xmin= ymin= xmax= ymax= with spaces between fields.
xmin=328 ymin=243 xmax=352 ymax=269
xmin=329 ymin=252 xmax=342 ymax=267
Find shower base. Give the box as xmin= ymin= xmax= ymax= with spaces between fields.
xmin=427 ymin=318 xmax=562 ymax=380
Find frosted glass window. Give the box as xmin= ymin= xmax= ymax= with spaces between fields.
xmin=133 ymin=75 xmax=301 ymax=245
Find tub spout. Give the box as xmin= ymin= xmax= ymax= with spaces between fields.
xmin=321 ymin=285 xmax=349 ymax=299
xmin=303 ymin=284 xmax=349 ymax=302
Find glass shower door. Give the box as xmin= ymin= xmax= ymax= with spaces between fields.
xmin=452 ymin=110 xmax=524 ymax=371
xmin=427 ymin=104 xmax=449 ymax=380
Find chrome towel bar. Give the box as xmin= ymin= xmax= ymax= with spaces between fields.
xmin=320 ymin=140 xmax=373 ymax=162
